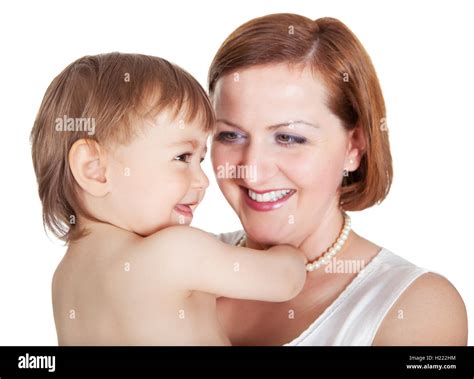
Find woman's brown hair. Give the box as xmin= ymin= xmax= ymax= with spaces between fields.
xmin=31 ymin=52 xmax=215 ymax=243
xmin=209 ymin=13 xmax=392 ymax=210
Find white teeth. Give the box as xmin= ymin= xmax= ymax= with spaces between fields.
xmin=247 ymin=189 xmax=292 ymax=202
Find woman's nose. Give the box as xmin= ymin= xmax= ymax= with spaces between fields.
xmin=239 ymin=141 xmax=278 ymax=185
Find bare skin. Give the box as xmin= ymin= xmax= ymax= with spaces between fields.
xmin=53 ymin=109 xmax=307 ymax=345
xmin=53 ymin=223 xmax=307 ymax=345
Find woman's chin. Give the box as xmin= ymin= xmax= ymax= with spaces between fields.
xmin=243 ymin=224 xmax=293 ymax=246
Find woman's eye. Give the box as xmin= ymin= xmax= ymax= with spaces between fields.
xmin=174 ymin=153 xmax=193 ymax=163
xmin=216 ymin=131 xmax=245 ymax=143
xmin=276 ymin=134 xmax=307 ymax=145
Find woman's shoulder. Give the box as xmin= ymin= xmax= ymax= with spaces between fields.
xmin=339 ymin=235 xmax=467 ymax=346
xmin=373 ymin=268 xmax=468 ymax=345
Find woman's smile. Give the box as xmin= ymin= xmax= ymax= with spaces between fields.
xmin=240 ymin=185 xmax=296 ymax=211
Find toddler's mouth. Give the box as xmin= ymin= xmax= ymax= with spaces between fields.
xmin=173 ymin=203 xmax=197 ymax=218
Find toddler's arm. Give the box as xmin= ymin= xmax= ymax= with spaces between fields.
xmin=141 ymin=226 xmax=307 ymax=302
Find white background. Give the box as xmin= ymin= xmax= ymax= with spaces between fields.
xmin=0 ymin=0 xmax=472 ymax=345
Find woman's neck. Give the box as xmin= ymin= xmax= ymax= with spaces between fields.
xmin=299 ymin=206 xmax=348 ymax=262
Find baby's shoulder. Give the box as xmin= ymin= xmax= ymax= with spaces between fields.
xmin=106 ymin=226 xmax=216 ymax=292
xmin=139 ymin=225 xmax=220 ymax=261
xmin=143 ymin=225 xmax=217 ymax=245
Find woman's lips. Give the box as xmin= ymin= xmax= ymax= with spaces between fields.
xmin=240 ymin=186 xmax=296 ymax=211
xmin=174 ymin=204 xmax=194 ymax=218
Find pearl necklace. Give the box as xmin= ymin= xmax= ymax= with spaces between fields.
xmin=305 ymin=213 xmax=351 ymax=272
xmin=236 ymin=212 xmax=351 ymax=272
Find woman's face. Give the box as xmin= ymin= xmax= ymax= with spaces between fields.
xmin=211 ymin=63 xmax=362 ymax=246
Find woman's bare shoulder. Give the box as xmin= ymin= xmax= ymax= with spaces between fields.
xmin=373 ymin=272 xmax=468 ymax=345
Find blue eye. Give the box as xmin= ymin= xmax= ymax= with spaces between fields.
xmin=216 ymin=131 xmax=246 ymax=144
xmin=276 ymin=134 xmax=307 ymax=145
xmin=174 ymin=153 xmax=193 ymax=163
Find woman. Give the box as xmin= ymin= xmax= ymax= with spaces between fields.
xmin=209 ymin=13 xmax=468 ymax=345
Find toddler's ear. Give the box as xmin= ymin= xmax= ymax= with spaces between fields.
xmin=68 ymin=139 xmax=110 ymax=197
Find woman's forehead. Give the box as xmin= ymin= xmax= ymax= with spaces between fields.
xmin=215 ymin=64 xmax=327 ymax=103
xmin=213 ymin=65 xmax=331 ymax=127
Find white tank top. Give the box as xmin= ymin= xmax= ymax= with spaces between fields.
xmin=216 ymin=230 xmax=429 ymax=346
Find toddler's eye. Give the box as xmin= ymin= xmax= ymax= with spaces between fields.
xmin=174 ymin=153 xmax=193 ymax=163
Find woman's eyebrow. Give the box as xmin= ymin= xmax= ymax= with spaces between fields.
xmin=216 ymin=118 xmax=318 ymax=130
xmin=267 ymin=120 xmax=319 ymax=130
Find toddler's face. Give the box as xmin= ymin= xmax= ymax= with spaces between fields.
xmin=106 ymin=110 xmax=209 ymax=236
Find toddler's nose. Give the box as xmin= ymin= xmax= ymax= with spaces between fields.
xmin=193 ymin=166 xmax=210 ymax=190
